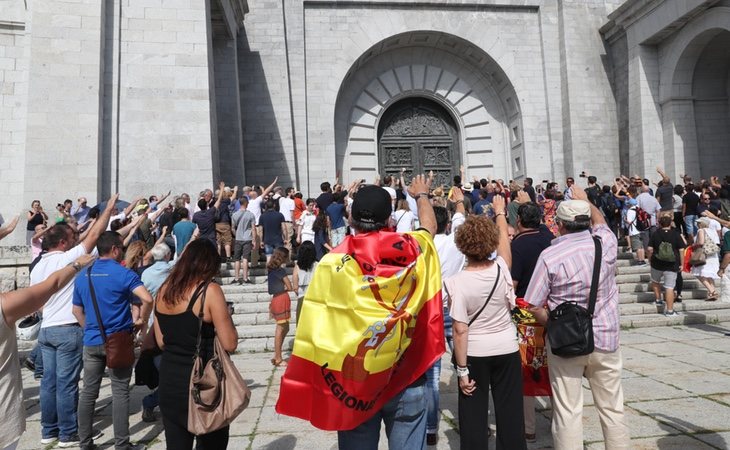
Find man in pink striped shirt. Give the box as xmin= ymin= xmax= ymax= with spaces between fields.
xmin=525 ymin=186 xmax=629 ymax=450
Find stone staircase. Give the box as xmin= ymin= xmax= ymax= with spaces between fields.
xmin=16 ymin=248 xmax=730 ymax=354
xmin=215 ymin=247 xmax=729 ymax=353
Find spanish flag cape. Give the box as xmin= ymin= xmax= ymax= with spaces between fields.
xmin=275 ymin=229 xmax=444 ymax=431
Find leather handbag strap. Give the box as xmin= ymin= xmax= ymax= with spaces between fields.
xmin=87 ymin=264 xmax=108 ymax=343
xmin=588 ymin=236 xmax=602 ymax=316
xmin=192 ymin=281 xmax=211 ymax=361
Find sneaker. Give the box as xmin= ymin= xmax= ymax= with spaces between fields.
xmin=675 ymin=295 xmax=683 ymax=303
xmin=130 ymin=444 xmax=147 ymax=450
xmin=230 ymin=278 xmax=240 ymax=285
xmin=40 ymin=436 xmax=58 ymax=445
xmin=142 ymin=407 xmax=157 ymax=423
xmin=58 ymin=435 xmax=81 ymax=448
xmin=91 ymin=429 xmax=103 ymax=441
xmin=654 ymin=299 xmax=664 ymax=306
xmin=244 ymin=278 xmax=253 ymax=284
xmin=664 ymin=310 xmax=680 ymax=317
xmin=525 ymin=433 xmax=537 ymax=443
xmin=23 ymin=358 xmax=36 ymax=372
xmin=637 ymin=260 xmax=648 ymax=266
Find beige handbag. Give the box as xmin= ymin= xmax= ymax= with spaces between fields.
xmin=188 ymin=283 xmax=251 ymax=435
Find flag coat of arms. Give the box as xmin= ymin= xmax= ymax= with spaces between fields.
xmin=275 ymin=229 xmax=445 ymax=431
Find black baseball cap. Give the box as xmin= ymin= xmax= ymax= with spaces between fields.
xmin=351 ymin=185 xmax=392 ymax=225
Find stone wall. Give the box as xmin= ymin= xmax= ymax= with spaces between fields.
xmin=0 ymin=245 xmax=31 ymax=292
xmin=0 ymin=3 xmax=28 ymax=246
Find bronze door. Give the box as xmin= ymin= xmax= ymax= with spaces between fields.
xmin=378 ymin=98 xmax=460 ymax=188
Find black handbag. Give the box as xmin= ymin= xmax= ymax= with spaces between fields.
xmin=547 ymin=236 xmax=602 ymax=357
xmin=447 ymin=265 xmax=501 ymax=368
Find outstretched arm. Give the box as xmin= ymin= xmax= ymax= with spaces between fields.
xmin=407 ymin=175 xmax=436 ymax=236
xmin=571 ymin=186 xmax=606 ymax=226
xmin=0 ymin=215 xmax=20 ymax=241
xmin=492 ymin=195 xmax=511 ymax=269
xmin=3 ymin=254 xmax=96 ymax=325
xmin=82 ymin=194 xmax=119 ymax=253
xmin=123 ymin=197 xmax=142 ymax=218
xmin=261 ymin=177 xmax=279 ymax=198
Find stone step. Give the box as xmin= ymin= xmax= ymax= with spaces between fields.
xmin=621 ymin=308 xmax=730 ymax=328
xmin=619 ymin=299 xmax=730 ymax=315
xmin=236 ymin=323 xmax=298 ymax=339
xmin=619 ymin=289 xmax=708 ymax=304
xmin=618 ymin=279 xmax=702 ymax=293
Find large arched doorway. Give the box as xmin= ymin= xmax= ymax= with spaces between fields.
xmin=378 ymin=98 xmax=460 ymax=187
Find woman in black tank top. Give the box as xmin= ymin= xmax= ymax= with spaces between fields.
xmin=153 ymin=240 xmax=238 ymax=450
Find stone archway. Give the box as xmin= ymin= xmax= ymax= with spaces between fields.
xmin=659 ymin=7 xmax=730 ymax=178
xmin=378 ymin=97 xmax=460 ymax=188
xmin=334 ymin=31 xmax=523 ymax=185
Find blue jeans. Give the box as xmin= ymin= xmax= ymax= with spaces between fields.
xmin=337 ymin=379 xmax=427 ymax=450
xmin=684 ymin=215 xmax=697 ymax=236
xmin=39 ymin=325 xmax=84 ymax=440
xmin=425 ymin=360 xmax=441 ymax=434
xmin=443 ymin=307 xmax=453 ymax=353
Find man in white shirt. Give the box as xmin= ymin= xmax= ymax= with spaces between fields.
xmin=279 ymin=187 xmax=296 ymax=257
xmin=248 ymin=177 xmax=278 ymax=268
xmin=32 ymin=195 xmax=117 ymax=447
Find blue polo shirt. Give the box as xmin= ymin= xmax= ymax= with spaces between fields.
xmin=73 ymin=259 xmax=144 ymax=346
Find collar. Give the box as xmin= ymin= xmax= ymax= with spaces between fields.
xmin=551 ymin=229 xmax=591 ymax=246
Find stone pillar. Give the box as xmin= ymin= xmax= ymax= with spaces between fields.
xmin=627 ymin=42 xmax=663 ymax=177
xmin=23 ymin=0 xmax=105 ymax=207
xmin=213 ymin=34 xmax=245 ymax=185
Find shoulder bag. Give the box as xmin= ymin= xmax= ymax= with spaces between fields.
xmin=447 ymin=264 xmax=501 ymax=369
xmin=547 ymin=236 xmax=601 ymax=357
xmin=188 ymin=282 xmax=251 ymax=435
xmin=87 ymin=265 xmax=136 ymax=369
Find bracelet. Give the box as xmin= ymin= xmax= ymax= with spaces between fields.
xmin=494 ymin=212 xmax=506 ymax=217
xmin=454 ymin=200 xmax=463 ymax=204
xmin=416 ymin=192 xmax=429 ymax=199
xmin=456 ymin=366 xmax=469 ymax=377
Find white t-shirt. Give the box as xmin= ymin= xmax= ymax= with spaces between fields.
xmin=393 ymin=210 xmax=414 ymax=233
xmin=434 ymin=212 xmax=466 ymax=307
xmin=279 ymin=197 xmax=295 ymax=222
xmin=106 ymin=212 xmax=126 ymax=230
xmin=446 ymin=256 xmax=518 ymax=357
xmin=248 ymin=197 xmax=263 ymax=225
xmin=298 ymin=211 xmax=316 ymax=242
xmin=31 ymin=244 xmax=91 ymax=328
xmin=625 ymin=208 xmax=640 ymax=236
xmin=708 ymin=218 xmax=722 ymax=240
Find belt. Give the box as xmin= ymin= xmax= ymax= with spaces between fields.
xmin=56 ymin=323 xmax=81 ymax=327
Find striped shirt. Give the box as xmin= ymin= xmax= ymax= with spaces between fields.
xmin=525 ymin=224 xmax=620 ymax=352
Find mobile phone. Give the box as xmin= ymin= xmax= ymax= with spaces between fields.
xmin=579 ymin=172 xmax=587 ymax=178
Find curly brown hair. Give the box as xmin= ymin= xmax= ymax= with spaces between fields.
xmin=454 ymin=215 xmax=500 ymax=262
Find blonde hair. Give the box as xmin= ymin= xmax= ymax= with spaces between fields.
xmin=396 ymin=199 xmax=410 ymax=211
xmin=124 ymin=241 xmax=147 ymax=268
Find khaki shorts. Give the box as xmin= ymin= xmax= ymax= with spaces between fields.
xmin=216 ymin=222 xmax=233 ymax=246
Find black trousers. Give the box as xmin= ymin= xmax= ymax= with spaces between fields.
xmin=458 ymin=351 xmax=526 ymax=450
xmin=162 ymin=415 xmax=229 ymax=450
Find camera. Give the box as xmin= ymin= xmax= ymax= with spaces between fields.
xmin=579 ymin=171 xmax=587 ymax=178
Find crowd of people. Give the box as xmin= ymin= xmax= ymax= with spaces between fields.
xmin=0 ymin=166 xmax=727 ymax=450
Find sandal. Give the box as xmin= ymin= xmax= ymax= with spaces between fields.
xmin=271 ymin=358 xmax=287 ymax=367
xmin=706 ymin=292 xmax=719 ymax=301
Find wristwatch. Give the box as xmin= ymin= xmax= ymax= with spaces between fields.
xmin=456 ymin=366 xmax=469 ymax=377
xmin=69 ymin=261 xmax=83 ymax=272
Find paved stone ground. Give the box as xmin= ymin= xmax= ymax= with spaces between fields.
xmin=15 ymin=323 xmax=730 ymax=449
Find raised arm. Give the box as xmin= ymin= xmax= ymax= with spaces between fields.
xmin=261 ymin=177 xmax=279 ymax=199
xmin=492 ymin=195 xmax=511 ymax=269
xmin=213 ymin=181 xmax=225 ymax=210
xmin=407 ymin=174 xmax=436 ymax=236
xmin=570 ymin=186 xmax=606 ymax=226
xmin=82 ymin=194 xmax=119 ymax=253
xmin=3 ymin=254 xmax=96 ymax=325
xmin=450 ymin=186 xmax=466 ymax=216
xmin=121 ymin=215 xmax=146 ymax=247
xmin=123 ymin=197 xmax=142 ymax=217
xmin=0 ymin=215 xmax=20 ymax=241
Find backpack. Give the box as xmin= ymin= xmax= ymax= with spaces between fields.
xmin=656 ymin=240 xmax=675 ymax=262
xmin=631 ymin=207 xmax=651 ymax=232
xmin=599 ymin=193 xmax=615 ymax=220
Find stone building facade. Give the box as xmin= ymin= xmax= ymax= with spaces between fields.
xmin=1 ymin=0 xmax=729 ymax=245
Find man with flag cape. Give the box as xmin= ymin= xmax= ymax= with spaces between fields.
xmin=276 ymin=175 xmax=444 ymax=450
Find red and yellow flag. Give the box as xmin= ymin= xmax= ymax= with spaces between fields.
xmin=275 ymin=229 xmax=444 ymax=431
